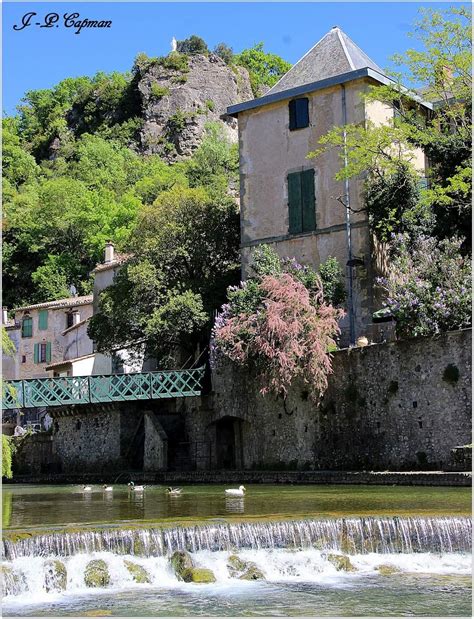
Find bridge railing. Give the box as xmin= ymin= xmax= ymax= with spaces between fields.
xmin=2 ymin=366 xmax=205 ymax=411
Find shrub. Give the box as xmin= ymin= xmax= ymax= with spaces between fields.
xmin=158 ymin=52 xmax=189 ymax=73
xmin=150 ymin=84 xmax=170 ymax=98
xmin=2 ymin=435 xmax=14 ymax=479
xmin=213 ymin=246 xmax=343 ymax=401
xmin=319 ymin=257 xmax=346 ymax=307
xmin=205 ymin=99 xmax=215 ymax=112
xmin=214 ymin=43 xmax=234 ymax=65
xmin=379 ymin=235 xmax=471 ymax=338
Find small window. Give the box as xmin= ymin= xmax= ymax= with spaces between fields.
xmin=21 ymin=316 xmax=33 ymax=338
xmin=289 ymin=98 xmax=309 ymax=130
xmin=34 ymin=342 xmax=51 ymax=364
xmin=21 ymin=355 xmax=26 ymax=364
xmin=66 ymin=312 xmax=74 ymax=329
xmin=288 ymin=169 xmax=316 ymax=234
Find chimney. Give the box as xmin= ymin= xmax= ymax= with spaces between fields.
xmin=104 ymin=241 xmax=115 ymax=264
xmin=2 ymin=308 xmax=8 ymax=325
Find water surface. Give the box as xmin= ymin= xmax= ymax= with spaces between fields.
xmin=3 ymin=484 xmax=471 ymax=530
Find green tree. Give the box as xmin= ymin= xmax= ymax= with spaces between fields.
xmin=176 ymin=35 xmax=209 ymax=55
xmin=214 ymin=43 xmax=234 ymax=65
xmin=89 ymin=186 xmax=240 ymax=365
xmin=235 ymin=43 xmax=292 ymax=96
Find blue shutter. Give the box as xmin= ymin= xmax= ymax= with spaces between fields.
xmin=46 ymin=342 xmax=52 ymax=363
xmin=295 ymin=98 xmax=309 ymax=129
xmin=34 ymin=343 xmax=39 ymax=364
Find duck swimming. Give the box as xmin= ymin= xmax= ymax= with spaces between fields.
xmin=166 ymin=487 xmax=182 ymax=496
xmin=225 ymin=485 xmax=246 ymax=497
xmin=82 ymin=485 xmax=92 ymax=493
xmin=128 ymin=481 xmax=145 ymax=492
xmin=102 ymin=484 xmax=113 ymax=492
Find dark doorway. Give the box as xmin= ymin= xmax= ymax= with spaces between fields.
xmin=215 ymin=417 xmax=236 ymax=469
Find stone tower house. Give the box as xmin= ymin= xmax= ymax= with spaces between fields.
xmin=227 ymin=27 xmax=428 ymax=344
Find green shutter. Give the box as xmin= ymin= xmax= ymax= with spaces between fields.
xmin=301 ymin=169 xmax=316 ymax=232
xmin=34 ymin=343 xmax=39 ymax=364
xmin=38 ymin=310 xmax=48 ymax=330
xmin=46 ymin=342 xmax=52 ymax=363
xmin=288 ymin=172 xmax=302 ymax=234
xmin=22 ymin=317 xmax=32 ymax=338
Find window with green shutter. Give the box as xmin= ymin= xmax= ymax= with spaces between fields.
xmin=22 ymin=316 xmax=33 ymax=338
xmin=35 ymin=342 xmax=52 ymax=364
xmin=38 ymin=310 xmax=48 ymax=330
xmin=287 ymin=169 xmax=316 ymax=235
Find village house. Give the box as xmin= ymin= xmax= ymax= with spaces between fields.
xmin=227 ymin=26 xmax=429 ymax=344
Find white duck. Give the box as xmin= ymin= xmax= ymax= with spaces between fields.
xmin=225 ymin=485 xmax=246 ymax=497
xmin=166 ymin=487 xmax=182 ymax=496
xmin=128 ymin=481 xmax=145 ymax=492
xmin=82 ymin=485 xmax=92 ymax=493
xmin=102 ymin=484 xmax=113 ymax=492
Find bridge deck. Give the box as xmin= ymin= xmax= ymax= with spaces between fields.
xmin=2 ymin=367 xmax=205 ymax=410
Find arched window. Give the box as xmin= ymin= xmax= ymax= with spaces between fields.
xmin=21 ymin=316 xmax=33 ymax=338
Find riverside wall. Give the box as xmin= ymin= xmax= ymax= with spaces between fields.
xmin=183 ymin=329 xmax=472 ymax=471
xmin=11 ymin=329 xmax=472 ymax=476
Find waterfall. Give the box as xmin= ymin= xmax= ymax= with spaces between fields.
xmin=3 ymin=516 xmax=471 ymax=561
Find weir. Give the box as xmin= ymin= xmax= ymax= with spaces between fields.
xmin=3 ymin=516 xmax=472 ymax=560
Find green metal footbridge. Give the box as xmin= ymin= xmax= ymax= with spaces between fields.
xmin=2 ymin=367 xmax=205 ymax=410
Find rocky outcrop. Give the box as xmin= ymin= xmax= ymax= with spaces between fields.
xmin=170 ymin=549 xmax=216 ymax=583
xmin=124 ymin=560 xmax=151 ymax=583
xmin=44 ymin=559 xmax=67 ymax=592
xmin=138 ymin=52 xmax=252 ymax=160
xmin=227 ymin=554 xmax=265 ymax=580
xmin=327 ymin=553 xmax=357 ymax=572
xmin=84 ymin=559 xmax=110 ymax=588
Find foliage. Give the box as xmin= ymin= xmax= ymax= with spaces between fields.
xmin=186 ymin=123 xmax=239 ymax=195
xmin=214 ymin=43 xmax=234 ymax=65
xmin=88 ymin=186 xmax=240 ymax=365
xmin=319 ymin=257 xmax=346 ymax=308
xmin=234 ymin=43 xmax=292 ymax=96
xmin=2 ymin=435 xmax=14 ymax=479
xmin=309 ymin=7 xmax=472 ymax=250
xmin=212 ymin=246 xmax=343 ymax=400
xmin=150 ymin=84 xmax=170 ymax=98
xmin=378 ymin=235 xmax=471 ymax=338
xmin=2 ymin=327 xmax=16 ymax=357
xmin=177 ymin=35 xmax=209 ymax=55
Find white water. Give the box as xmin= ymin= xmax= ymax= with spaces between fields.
xmin=2 ymin=548 xmax=472 ymax=605
xmin=2 ymin=517 xmax=472 ymax=605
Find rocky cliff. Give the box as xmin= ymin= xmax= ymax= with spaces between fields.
xmin=137 ymin=52 xmax=253 ymax=160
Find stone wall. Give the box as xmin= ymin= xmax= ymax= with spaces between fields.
xmin=183 ymin=329 xmax=472 ymax=471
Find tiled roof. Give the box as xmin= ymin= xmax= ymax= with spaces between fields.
xmin=268 ymin=26 xmax=385 ymax=95
xmin=91 ymin=252 xmax=131 ymax=273
xmin=45 ymin=353 xmax=96 ymax=371
xmin=14 ymin=295 xmax=93 ymax=313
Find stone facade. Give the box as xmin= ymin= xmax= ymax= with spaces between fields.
xmin=228 ymin=28 xmax=428 ymax=344
xmin=183 ymin=329 xmax=471 ymax=472
xmin=7 ymin=297 xmax=93 ymax=379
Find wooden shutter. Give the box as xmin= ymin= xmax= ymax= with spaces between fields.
xmin=46 ymin=342 xmax=52 ymax=363
xmin=301 ymin=169 xmax=316 ymax=232
xmin=22 ymin=317 xmax=32 ymax=338
xmin=34 ymin=343 xmax=39 ymax=364
xmin=289 ymin=100 xmax=297 ymax=130
xmin=288 ymin=172 xmax=303 ymax=234
xmin=38 ymin=310 xmax=48 ymax=330
xmin=295 ymin=98 xmax=309 ymax=128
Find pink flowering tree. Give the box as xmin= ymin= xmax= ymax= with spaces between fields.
xmin=212 ymin=246 xmax=344 ymax=401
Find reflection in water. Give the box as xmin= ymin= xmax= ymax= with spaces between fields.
xmin=225 ymin=497 xmax=245 ymax=514
xmin=3 ymin=484 xmax=472 ymax=530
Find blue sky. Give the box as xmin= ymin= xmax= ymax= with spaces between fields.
xmin=2 ymin=2 xmax=467 ymax=115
